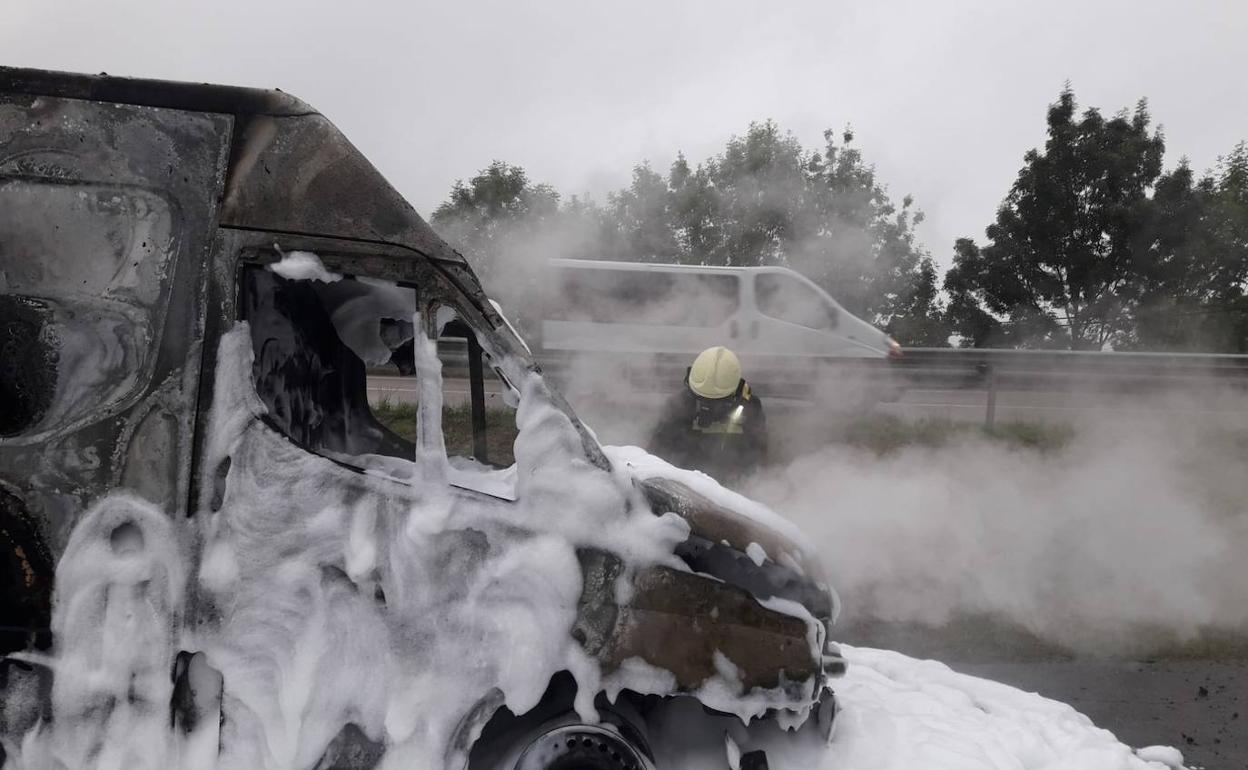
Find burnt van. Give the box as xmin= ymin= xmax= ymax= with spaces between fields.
xmin=0 ymin=69 xmax=841 ymax=769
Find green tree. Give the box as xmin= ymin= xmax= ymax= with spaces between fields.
xmin=666 ymin=152 xmax=721 ymax=260
xmin=603 ymin=163 xmax=680 ymax=261
xmin=650 ymin=123 xmax=949 ymax=343
xmin=802 ymin=129 xmax=945 ymax=340
xmin=697 ymin=121 xmax=812 ymax=266
xmin=1131 ymin=144 xmax=1248 ymax=350
xmin=945 ymin=89 xmax=1164 ymax=349
xmin=431 ymin=161 xmax=605 ymax=339
xmin=434 ymin=121 xmax=950 ymax=346
xmin=431 ymin=161 xmax=562 ymax=284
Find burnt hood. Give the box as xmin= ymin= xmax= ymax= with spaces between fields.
xmin=637 ymin=476 xmax=837 ymax=624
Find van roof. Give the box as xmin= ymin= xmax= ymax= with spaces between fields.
xmin=0 ymin=66 xmax=472 ymax=272
xmin=0 ymin=66 xmax=313 ymax=118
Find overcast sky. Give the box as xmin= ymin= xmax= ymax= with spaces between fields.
xmin=6 ymin=0 xmax=1247 ymax=266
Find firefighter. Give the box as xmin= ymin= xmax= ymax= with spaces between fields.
xmin=650 ymin=346 xmax=767 ymax=480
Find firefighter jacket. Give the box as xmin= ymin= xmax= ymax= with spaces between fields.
xmin=650 ymin=382 xmax=768 ymax=482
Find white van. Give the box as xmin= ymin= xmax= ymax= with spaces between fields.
xmin=533 ymin=259 xmax=901 ymax=400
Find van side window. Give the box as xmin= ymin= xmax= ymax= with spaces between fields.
xmin=755 ymin=273 xmax=838 ymax=330
xmin=552 ymin=269 xmax=738 ymax=327
xmin=240 ymin=262 xmax=515 ymax=496
xmin=436 ymin=315 xmax=519 ymax=468
xmin=240 ymin=265 xmax=417 ymax=461
xmin=367 ymin=308 xmax=520 ymax=499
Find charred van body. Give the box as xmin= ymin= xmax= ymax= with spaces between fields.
xmin=0 ymin=68 xmax=842 ymax=769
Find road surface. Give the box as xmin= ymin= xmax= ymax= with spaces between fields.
xmin=953 ymin=659 xmax=1248 ymax=769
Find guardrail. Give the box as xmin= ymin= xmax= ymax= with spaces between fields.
xmin=432 ymin=340 xmax=1248 ymax=426
xmin=883 ymin=348 xmax=1248 ymax=426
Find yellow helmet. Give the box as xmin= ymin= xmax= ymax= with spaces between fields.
xmin=688 ymin=346 xmax=742 ymax=399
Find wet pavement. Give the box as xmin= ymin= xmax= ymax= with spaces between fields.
xmin=954 ymin=660 xmax=1248 ymax=770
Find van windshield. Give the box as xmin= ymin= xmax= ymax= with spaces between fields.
xmin=755 ymin=272 xmax=838 ymax=330
xmin=241 ymin=265 xmax=416 ymax=459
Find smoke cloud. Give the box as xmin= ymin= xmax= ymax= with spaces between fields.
xmin=432 ymin=166 xmax=1248 ymax=661
xmin=742 ymin=404 xmax=1248 ymax=657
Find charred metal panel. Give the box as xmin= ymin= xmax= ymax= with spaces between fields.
xmin=0 ymin=68 xmax=487 ymax=301
xmin=0 ymin=66 xmax=312 ymax=119
xmin=218 ymin=111 xmax=465 ymax=264
xmin=640 ymin=477 xmax=813 ymax=570
xmin=119 ymin=407 xmax=181 ymax=511
xmin=0 ymin=295 xmax=57 ymax=437
xmin=571 ymin=549 xmax=625 ymax=656
xmin=0 ymin=93 xmax=230 ymax=556
xmin=639 ymin=477 xmax=834 ymax=620
xmin=0 ymin=488 xmax=54 ymax=653
xmin=599 ymin=565 xmax=819 ymax=694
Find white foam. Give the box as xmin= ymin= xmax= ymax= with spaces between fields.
xmin=267 ymin=251 xmax=341 ymax=283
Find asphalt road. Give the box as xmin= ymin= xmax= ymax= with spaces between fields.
xmin=953 ymin=660 xmax=1247 ymax=769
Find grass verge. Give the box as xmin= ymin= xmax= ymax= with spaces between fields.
xmin=835 ymin=414 xmax=1076 ymax=455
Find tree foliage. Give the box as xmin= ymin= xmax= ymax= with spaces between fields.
xmin=947 ymin=88 xmax=1248 ymax=352
xmin=945 ymin=89 xmax=1165 ymax=349
xmin=430 ymin=161 xmax=563 ymax=285
xmin=433 ymin=123 xmax=949 ymax=346
xmin=433 ymin=96 xmax=1248 ymax=353
xmin=1128 ymin=144 xmax=1248 ymax=351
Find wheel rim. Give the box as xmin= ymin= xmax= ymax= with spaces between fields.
xmin=513 ymin=723 xmax=650 ymax=770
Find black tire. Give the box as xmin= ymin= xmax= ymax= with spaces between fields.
xmin=468 ymin=673 xmax=654 ymax=770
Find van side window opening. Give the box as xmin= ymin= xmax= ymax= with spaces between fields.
xmin=239 ymin=264 xmax=520 ymax=492
xmin=551 ymin=268 xmax=739 ymax=327
xmin=240 ymin=265 xmax=417 ymax=461
xmin=434 ymin=312 xmax=518 ymax=469
xmin=755 ymin=273 xmax=838 ymax=330
xmin=362 ymin=302 xmax=520 ymax=499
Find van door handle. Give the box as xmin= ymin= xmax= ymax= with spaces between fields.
xmin=729 ymin=320 xmax=739 ymax=339
xmin=749 ymin=321 xmax=759 ymax=338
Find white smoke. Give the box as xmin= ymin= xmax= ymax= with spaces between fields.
xmin=742 ymin=405 xmax=1248 ymax=656
xmin=436 ymin=189 xmax=1248 ymax=659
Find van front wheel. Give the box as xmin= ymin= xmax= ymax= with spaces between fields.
xmin=513 ymin=722 xmax=652 ymax=770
